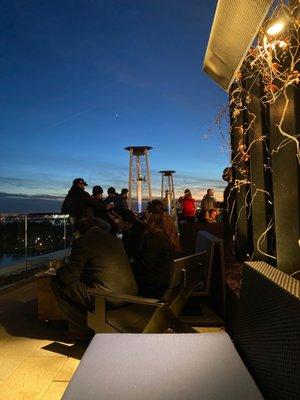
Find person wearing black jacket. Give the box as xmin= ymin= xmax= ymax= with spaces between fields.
xmin=134 ymin=200 xmax=181 ymax=298
xmin=52 ymin=217 xmax=138 ymax=339
xmin=118 ymin=209 xmax=145 ymax=260
xmin=91 ymin=185 xmax=113 ymax=231
xmin=61 ymin=178 xmax=94 ymax=221
xmin=62 ymin=179 xmax=110 ymax=232
xmin=118 ymin=188 xmax=129 ymax=210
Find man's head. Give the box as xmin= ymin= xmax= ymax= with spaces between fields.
xmin=121 ymin=188 xmax=129 ymax=198
xmin=207 ymin=188 xmax=214 ymax=197
xmin=74 ymin=217 xmax=100 ymax=235
xmin=184 ymin=188 xmax=191 ymax=198
xmin=92 ymin=185 xmax=103 ymax=198
xmin=107 ymin=187 xmax=116 ymax=196
xmin=222 ymin=167 xmax=232 ymax=182
xmin=73 ymin=178 xmax=88 ymax=190
xmin=118 ymin=209 xmax=136 ymax=230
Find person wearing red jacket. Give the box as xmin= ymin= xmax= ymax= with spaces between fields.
xmin=178 ymin=189 xmax=196 ymax=223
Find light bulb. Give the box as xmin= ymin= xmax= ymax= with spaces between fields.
xmin=267 ymin=21 xmax=285 ymax=36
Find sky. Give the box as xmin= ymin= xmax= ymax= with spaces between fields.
xmin=1 ymin=0 xmax=229 ymax=213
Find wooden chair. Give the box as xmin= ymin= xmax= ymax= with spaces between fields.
xmin=87 ymin=252 xmax=206 ymax=333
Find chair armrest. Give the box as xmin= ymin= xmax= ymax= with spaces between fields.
xmin=87 ymin=288 xmax=166 ymax=307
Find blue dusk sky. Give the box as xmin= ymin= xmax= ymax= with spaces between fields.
xmin=1 ymin=0 xmax=229 ymax=213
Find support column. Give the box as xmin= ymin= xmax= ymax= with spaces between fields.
xmin=125 ymin=146 xmax=153 ymax=212
xmin=128 ymin=148 xmax=133 ymax=210
xmin=161 ymin=174 xmax=164 ymax=199
xmin=145 ymin=149 xmax=152 ymax=202
xmin=159 ymin=170 xmax=178 ymax=227
xmin=269 ymin=83 xmax=300 ymax=273
xmin=248 ymin=79 xmax=274 ymax=262
xmin=230 ymin=90 xmax=252 ymax=259
xmin=136 ymin=156 xmax=142 ymax=214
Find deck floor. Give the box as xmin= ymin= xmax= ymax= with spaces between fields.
xmin=0 ymin=280 xmax=222 ymax=400
xmin=0 ymin=281 xmax=87 ymax=400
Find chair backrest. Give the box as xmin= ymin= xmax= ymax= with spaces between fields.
xmin=164 ymin=251 xmax=207 ymax=317
xmin=169 ymin=251 xmax=207 ymax=288
xmin=194 ymin=230 xmax=226 ymax=318
xmin=179 ymin=222 xmax=225 ymax=256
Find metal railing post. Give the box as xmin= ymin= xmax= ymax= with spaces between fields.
xmin=63 ymin=216 xmax=67 ymax=260
xmin=24 ymin=215 xmax=28 ymax=272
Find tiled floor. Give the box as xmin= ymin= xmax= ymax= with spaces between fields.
xmin=0 ymin=280 xmax=223 ymax=400
xmin=0 ymin=281 xmax=87 ymax=400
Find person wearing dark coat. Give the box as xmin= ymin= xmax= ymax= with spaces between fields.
xmin=51 ymin=217 xmax=138 ymax=339
xmin=221 ymin=167 xmax=236 ymax=267
xmin=134 ymin=200 xmax=181 ymax=298
xmin=104 ymin=187 xmax=118 ymax=208
xmin=118 ymin=209 xmax=145 ymax=260
xmin=61 ymin=178 xmax=95 ymax=221
xmin=91 ymin=185 xmax=113 ymax=232
xmin=117 ymin=188 xmax=129 ymax=210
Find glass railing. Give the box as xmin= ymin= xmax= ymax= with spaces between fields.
xmin=0 ymin=213 xmax=72 ymax=275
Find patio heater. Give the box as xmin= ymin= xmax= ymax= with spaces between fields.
xmin=125 ymin=146 xmax=153 ymax=213
xmin=159 ymin=170 xmax=178 ymax=227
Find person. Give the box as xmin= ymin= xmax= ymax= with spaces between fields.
xmin=61 ymin=178 xmax=95 ymax=222
xmin=134 ymin=200 xmax=181 ymax=298
xmin=102 ymin=187 xmax=121 ymax=234
xmin=118 ymin=188 xmax=129 ymax=210
xmin=51 ymin=217 xmax=138 ymax=339
xmin=104 ymin=187 xmax=118 ymax=208
xmin=222 ymin=166 xmax=236 ymax=267
xmin=206 ymin=208 xmax=219 ymax=223
xmin=91 ymin=185 xmax=113 ymax=232
xmin=222 ymin=167 xmax=236 ymax=230
xmin=118 ymin=208 xmax=145 ymax=261
xmin=200 ymin=188 xmax=217 ymax=221
xmin=178 ymin=189 xmax=196 ymax=223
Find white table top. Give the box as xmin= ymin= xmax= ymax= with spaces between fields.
xmin=63 ymin=333 xmax=263 ymax=400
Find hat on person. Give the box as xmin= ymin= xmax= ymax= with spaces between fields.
xmin=184 ymin=188 xmax=191 ymax=194
xmin=73 ymin=178 xmax=88 ymax=186
xmin=92 ymin=185 xmax=103 ymax=195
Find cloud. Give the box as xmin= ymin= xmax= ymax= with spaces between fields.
xmin=106 ymin=62 xmax=150 ymax=90
xmin=0 ymin=192 xmax=63 ymax=214
xmin=0 ymin=177 xmax=45 ymax=189
xmin=0 ymin=192 xmax=63 ymax=200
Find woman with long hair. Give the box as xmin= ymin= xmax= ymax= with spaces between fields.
xmin=134 ymin=200 xmax=181 ymax=297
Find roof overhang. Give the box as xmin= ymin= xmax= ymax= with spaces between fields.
xmin=203 ymin=0 xmax=273 ymax=92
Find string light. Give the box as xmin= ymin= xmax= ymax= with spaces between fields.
xmin=267 ymin=21 xmax=285 ymax=36
xmin=217 ymin=1 xmax=300 ymax=260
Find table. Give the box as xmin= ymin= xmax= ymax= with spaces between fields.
xmin=62 ymin=333 xmax=263 ymax=400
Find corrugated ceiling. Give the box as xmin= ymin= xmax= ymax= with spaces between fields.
xmin=203 ymin=0 xmax=273 ymax=91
